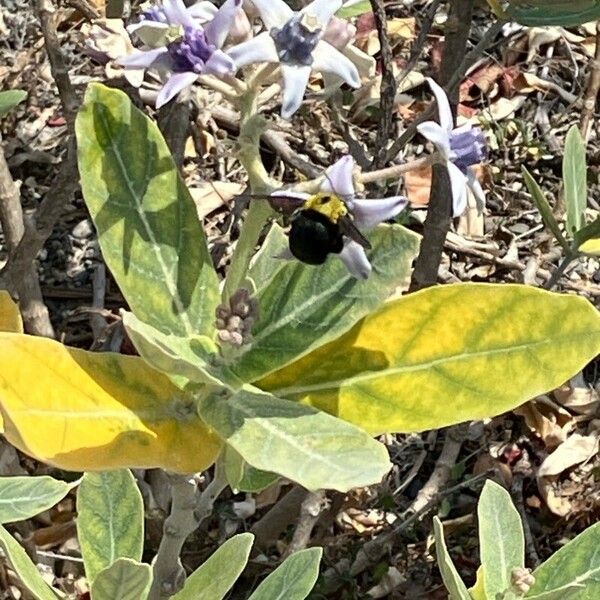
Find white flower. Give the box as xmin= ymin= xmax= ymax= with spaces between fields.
xmin=417 ymin=77 xmax=487 ymax=217
xmin=227 ymin=0 xmax=361 ymax=118
xmin=271 ymin=156 xmax=408 ymax=279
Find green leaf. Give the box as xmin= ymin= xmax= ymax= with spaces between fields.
xmin=0 ymin=526 xmax=59 ymax=600
xmin=77 ymin=470 xmax=144 ymax=583
xmin=172 ymin=533 xmax=254 ymax=600
xmin=0 ymin=90 xmax=27 ymax=117
xmin=478 ymin=480 xmax=524 ymax=599
xmin=235 ymin=224 xmax=420 ymax=382
xmin=248 ymin=547 xmax=322 ymax=600
xmin=433 ymin=517 xmax=471 ymax=600
xmin=199 ymin=388 xmax=391 ymax=492
xmin=563 ymin=126 xmax=587 ymax=235
xmin=522 ymin=167 xmax=569 ymax=249
xmin=337 ymin=0 xmax=372 ymax=18
xmin=91 ymin=558 xmax=152 ymax=600
xmin=76 ymin=83 xmax=219 ymax=339
xmin=259 ymin=284 xmax=600 ymax=434
xmin=121 ymin=311 xmax=236 ymax=387
xmin=0 ymin=476 xmax=79 ymax=524
xmin=224 ymin=447 xmax=279 ymax=493
xmin=506 ymin=0 xmax=600 ymax=26
xmin=526 ymin=522 xmax=600 ymax=599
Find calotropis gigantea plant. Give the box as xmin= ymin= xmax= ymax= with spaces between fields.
xmin=2 ymin=0 xmax=600 ymax=596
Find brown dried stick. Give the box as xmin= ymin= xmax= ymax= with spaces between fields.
xmin=580 ymin=22 xmax=600 ymax=142
xmin=0 ymin=140 xmax=54 ymax=336
xmin=369 ymin=0 xmax=397 ymax=169
xmin=409 ymin=0 xmax=475 ymax=292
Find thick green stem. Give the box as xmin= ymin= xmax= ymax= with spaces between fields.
xmin=223 ymin=88 xmax=279 ymax=301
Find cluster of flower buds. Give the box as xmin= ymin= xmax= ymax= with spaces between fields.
xmin=215 ymin=288 xmax=259 ymax=347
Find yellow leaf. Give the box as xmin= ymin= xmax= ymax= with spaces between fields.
xmin=258 ymin=284 xmax=600 ymax=434
xmin=579 ymin=238 xmax=600 ymax=256
xmin=0 ymin=292 xmax=23 ymax=333
xmin=0 ymin=333 xmax=221 ymax=473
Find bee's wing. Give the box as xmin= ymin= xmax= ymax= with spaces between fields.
xmin=234 ymin=193 xmax=307 ymax=217
xmin=338 ymin=216 xmax=372 ymax=250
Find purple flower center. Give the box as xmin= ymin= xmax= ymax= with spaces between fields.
xmin=450 ymin=127 xmax=487 ymax=172
xmin=271 ymin=16 xmax=321 ymax=66
xmin=168 ymin=27 xmax=215 ymax=73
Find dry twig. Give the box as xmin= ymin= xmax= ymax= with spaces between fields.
xmin=580 ymin=22 xmax=600 ymax=141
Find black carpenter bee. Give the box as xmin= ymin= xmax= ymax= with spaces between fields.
xmin=260 ymin=191 xmax=371 ymax=266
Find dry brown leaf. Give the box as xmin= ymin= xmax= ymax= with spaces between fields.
xmin=367 ymin=566 xmax=404 ymax=598
xmin=405 ymin=165 xmax=432 ymax=206
xmin=514 ymin=398 xmax=574 ymax=449
xmin=537 ymin=478 xmax=572 ymax=517
xmin=190 ymin=181 xmax=244 ymax=219
xmin=554 ymin=381 xmax=600 ymax=417
xmin=538 ymin=433 xmax=599 ymax=478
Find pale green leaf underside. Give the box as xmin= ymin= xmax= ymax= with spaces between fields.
xmin=173 ymin=533 xmax=254 ymax=600
xmin=527 ymin=522 xmax=600 ymax=599
xmin=76 ymin=83 xmax=219 ymax=339
xmin=91 ymin=558 xmax=152 ymax=600
xmin=0 ymin=476 xmax=78 ymax=524
xmin=563 ymin=125 xmax=587 ymax=235
xmin=433 ymin=517 xmax=471 ymax=600
xmin=236 ymin=224 xmax=420 ymax=383
xmin=0 ymin=90 xmax=27 ymax=117
xmin=507 ymin=0 xmax=600 ymax=26
xmin=199 ymin=388 xmax=391 ymax=492
xmin=0 ymin=526 xmax=59 ymax=600
xmin=478 ymin=480 xmax=524 ymax=599
xmin=77 ymin=470 xmax=144 ymax=583
xmin=248 ymin=547 xmax=322 ymax=600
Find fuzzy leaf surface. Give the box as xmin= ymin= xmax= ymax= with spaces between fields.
xmin=91 ymin=558 xmax=152 ymax=600
xmin=77 ymin=470 xmax=144 ymax=583
xmin=564 ymin=125 xmax=587 ymax=235
xmin=433 ymin=517 xmax=471 ymax=600
xmin=76 ymin=83 xmax=219 ymax=339
xmin=199 ymin=388 xmax=391 ymax=492
xmin=260 ymin=284 xmax=600 ymax=434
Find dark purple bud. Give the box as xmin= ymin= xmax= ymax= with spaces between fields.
xmin=450 ymin=126 xmax=487 ymax=172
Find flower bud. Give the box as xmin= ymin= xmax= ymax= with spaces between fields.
xmin=323 ymin=16 xmax=356 ymax=50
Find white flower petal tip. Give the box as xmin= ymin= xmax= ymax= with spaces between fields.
xmin=322 ymin=155 xmax=355 ymax=198
xmin=352 ymin=196 xmax=408 ymax=231
xmin=312 ymin=41 xmax=361 ymax=88
xmin=204 ymin=50 xmax=236 ymax=77
xmin=117 ymin=47 xmax=168 ymax=68
xmin=338 ymin=241 xmax=372 ymax=279
xmin=205 ymin=0 xmax=243 ymax=48
xmin=425 ymin=77 xmax=453 ymax=134
xmin=447 ymin=161 xmax=469 ymax=217
xmin=250 ymin=0 xmax=294 ymax=29
xmin=281 ymin=65 xmax=311 ymax=118
xmin=301 ymin=0 xmax=344 ymax=27
xmin=156 ymin=71 xmax=198 ymax=108
xmin=417 ymin=120 xmax=452 ymax=157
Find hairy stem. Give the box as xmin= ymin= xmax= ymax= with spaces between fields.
xmin=148 ymin=465 xmax=228 ymax=599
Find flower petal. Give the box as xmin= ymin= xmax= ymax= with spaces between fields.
xmin=203 ymin=49 xmax=235 ymax=76
xmin=338 ymin=240 xmax=371 ymax=279
xmin=301 ymin=0 xmax=343 ymax=26
xmin=270 ymin=191 xmax=310 ymax=215
xmin=156 ymin=71 xmax=198 ymax=108
xmin=162 ymin=0 xmax=196 ymax=27
xmin=205 ymin=0 xmax=242 ymax=48
xmin=250 ymin=0 xmax=293 ymax=29
xmin=187 ymin=1 xmax=219 ymax=21
xmin=447 ymin=161 xmax=468 ymax=217
xmin=352 ymin=196 xmax=408 ymax=231
xmin=227 ymin=32 xmax=279 ymax=69
xmin=417 ymin=120 xmax=451 ymax=159
xmin=425 ymin=77 xmax=453 ymax=135
xmin=466 ymin=167 xmax=486 ymax=213
xmin=118 ymin=47 xmax=169 ymax=69
xmin=127 ymin=20 xmax=169 ymax=35
xmin=312 ymin=41 xmax=360 ymax=88
xmin=321 ymin=155 xmax=355 ymax=199
xmin=281 ymin=64 xmax=311 ymax=118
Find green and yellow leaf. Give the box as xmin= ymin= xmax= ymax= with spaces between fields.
xmin=0 ymin=291 xmax=23 ymax=333
xmin=0 ymin=333 xmax=221 ymax=473
xmin=259 ymin=284 xmax=600 ymax=434
xmin=76 ymin=83 xmax=219 ymax=340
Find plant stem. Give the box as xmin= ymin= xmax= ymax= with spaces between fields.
xmin=544 ymin=251 xmax=578 ymax=290
xmin=148 ymin=464 xmax=228 ymax=599
xmin=223 ymin=85 xmax=279 ymax=301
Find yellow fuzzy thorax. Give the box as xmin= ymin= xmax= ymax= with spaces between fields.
xmin=304 ymin=193 xmax=348 ymax=223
